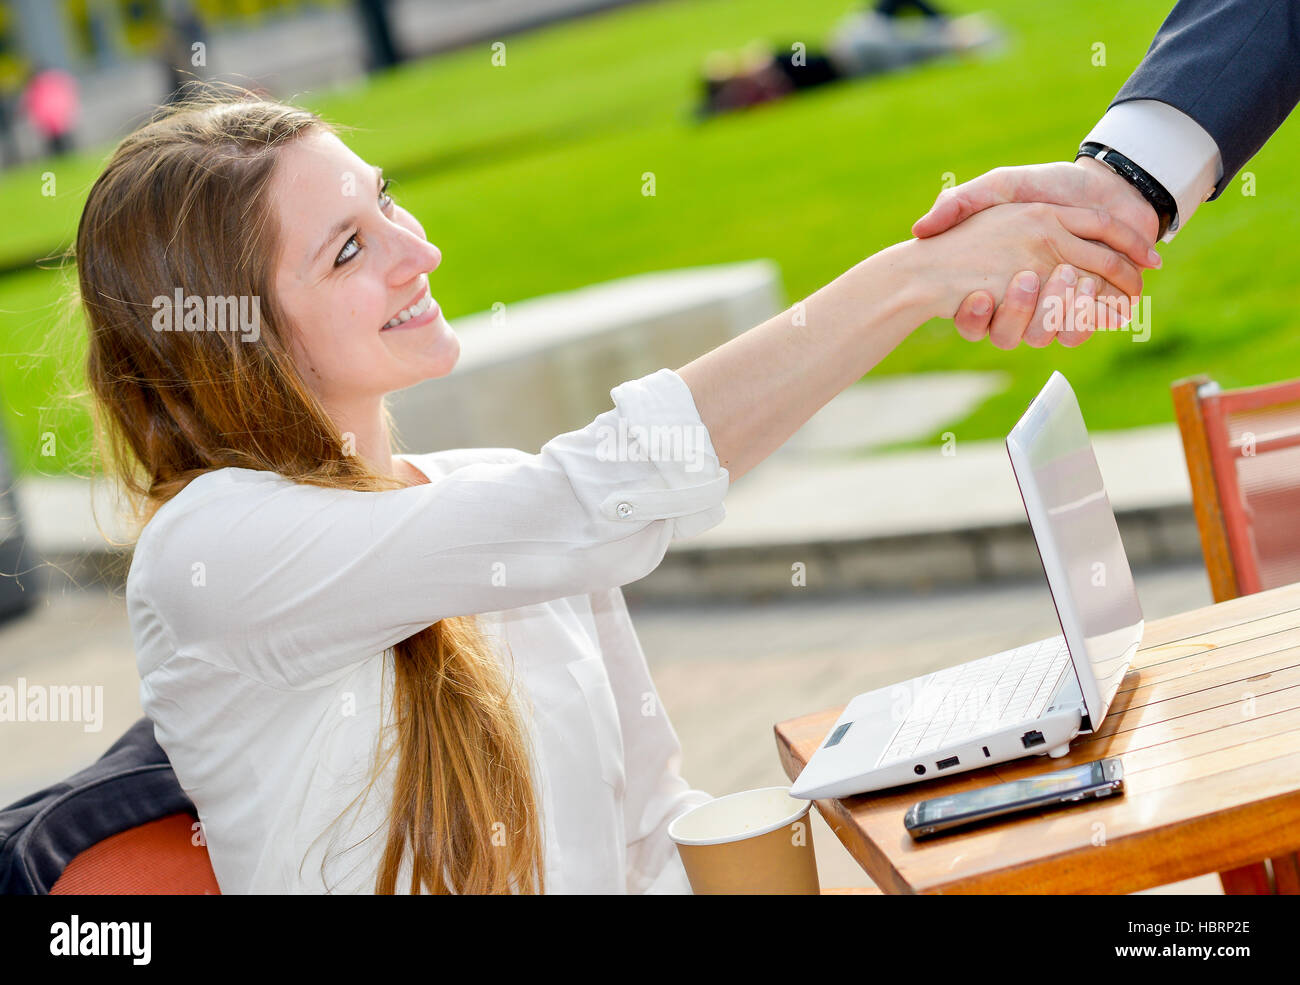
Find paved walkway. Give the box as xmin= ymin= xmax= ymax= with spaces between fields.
xmin=698 ymin=400 xmax=1189 ymax=546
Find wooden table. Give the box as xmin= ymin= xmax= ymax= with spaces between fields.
xmin=775 ymin=582 xmax=1300 ymax=894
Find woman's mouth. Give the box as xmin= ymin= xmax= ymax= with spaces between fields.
xmin=381 ymin=291 xmax=438 ymax=331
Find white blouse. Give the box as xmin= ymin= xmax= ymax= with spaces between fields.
xmin=126 ymin=368 xmax=730 ymax=893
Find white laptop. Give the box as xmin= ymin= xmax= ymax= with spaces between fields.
xmin=790 ymin=371 xmax=1144 ymax=800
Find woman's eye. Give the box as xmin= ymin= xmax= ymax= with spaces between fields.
xmin=335 ymin=235 xmax=360 ymax=267
xmin=334 ymin=180 xmax=395 ymax=267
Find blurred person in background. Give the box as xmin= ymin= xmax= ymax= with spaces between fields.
xmin=0 ymin=52 xmax=23 ymax=168
xmin=20 ymin=65 xmax=78 ymax=157
xmin=699 ymin=0 xmax=1000 ymax=117
xmin=0 ymin=89 xmax=17 ymax=168
xmin=356 ymin=0 xmax=403 ymax=72
xmin=75 ymin=89 xmax=1152 ymax=895
xmin=160 ymin=3 xmax=209 ymax=106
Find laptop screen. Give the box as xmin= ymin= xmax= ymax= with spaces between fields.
xmin=1006 ymin=372 xmax=1144 ymax=729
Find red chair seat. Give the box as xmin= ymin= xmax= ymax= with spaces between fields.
xmin=50 ymin=812 xmax=220 ymax=895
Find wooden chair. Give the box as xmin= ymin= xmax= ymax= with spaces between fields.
xmin=1171 ymin=374 xmax=1300 ymax=895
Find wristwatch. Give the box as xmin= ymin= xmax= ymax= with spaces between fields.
xmin=1076 ymin=141 xmax=1177 ymax=240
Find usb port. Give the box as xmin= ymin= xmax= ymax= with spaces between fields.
xmin=1021 ymin=730 xmax=1045 ymax=749
xmin=936 ymin=756 xmax=960 ymax=770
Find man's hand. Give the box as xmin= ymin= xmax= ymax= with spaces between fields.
xmin=913 ymin=158 xmax=1162 ymax=347
xmin=954 ymin=264 xmax=1100 ymax=350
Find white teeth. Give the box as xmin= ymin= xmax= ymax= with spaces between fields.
xmin=383 ymin=292 xmax=433 ymax=329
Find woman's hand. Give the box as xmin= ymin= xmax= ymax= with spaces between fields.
xmin=901 ymin=201 xmax=1147 ymax=349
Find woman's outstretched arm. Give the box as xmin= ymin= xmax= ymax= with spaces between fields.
xmin=678 ymin=201 xmax=1147 ymax=482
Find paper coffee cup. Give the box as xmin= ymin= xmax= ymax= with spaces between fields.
xmin=668 ymin=786 xmax=819 ymax=895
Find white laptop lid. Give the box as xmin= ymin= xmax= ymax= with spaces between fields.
xmin=1005 ymin=372 xmax=1144 ymax=731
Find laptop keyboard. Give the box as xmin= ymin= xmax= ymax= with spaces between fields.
xmin=880 ymin=637 xmax=1071 ymax=764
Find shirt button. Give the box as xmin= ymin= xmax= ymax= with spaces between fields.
xmin=615 ymin=502 xmax=634 ymax=519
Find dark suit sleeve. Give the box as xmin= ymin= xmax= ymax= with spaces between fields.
xmin=1110 ymin=0 xmax=1300 ymax=199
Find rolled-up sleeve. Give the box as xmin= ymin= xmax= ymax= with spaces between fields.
xmin=132 ymin=368 xmax=730 ymax=688
xmin=594 ymin=369 xmax=729 ymax=540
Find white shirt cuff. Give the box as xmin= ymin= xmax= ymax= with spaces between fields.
xmin=1083 ymin=99 xmax=1223 ymax=242
xmin=602 ymin=369 xmax=730 ymax=541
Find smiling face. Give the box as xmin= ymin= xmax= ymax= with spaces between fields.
xmin=271 ymin=130 xmax=458 ymax=409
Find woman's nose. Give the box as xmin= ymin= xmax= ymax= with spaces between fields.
xmin=389 ymin=231 xmax=441 ymax=283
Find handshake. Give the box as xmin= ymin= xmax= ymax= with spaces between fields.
xmin=908 ymin=155 xmax=1162 ymax=350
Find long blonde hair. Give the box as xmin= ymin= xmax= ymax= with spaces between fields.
xmin=75 ymin=88 xmax=544 ymax=893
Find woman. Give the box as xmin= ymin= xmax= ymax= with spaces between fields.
xmin=79 ymin=92 xmax=1148 ymax=894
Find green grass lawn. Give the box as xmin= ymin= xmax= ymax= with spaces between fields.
xmin=3 ymin=0 xmax=1299 ymax=475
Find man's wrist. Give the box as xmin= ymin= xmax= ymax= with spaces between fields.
xmin=1083 ymin=101 xmax=1223 ymax=242
xmin=1075 ymin=144 xmax=1173 ymax=239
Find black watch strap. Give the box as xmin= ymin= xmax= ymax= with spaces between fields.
xmin=1076 ymin=141 xmax=1176 ymax=240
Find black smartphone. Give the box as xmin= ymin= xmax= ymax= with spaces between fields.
xmin=904 ymin=757 xmax=1124 ymax=839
